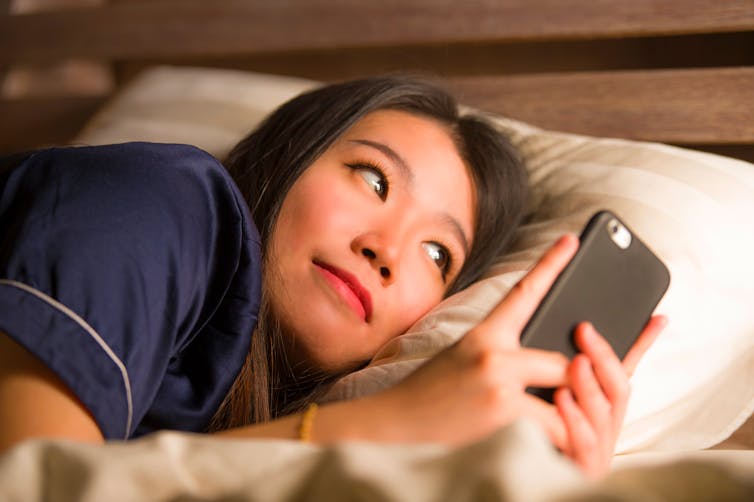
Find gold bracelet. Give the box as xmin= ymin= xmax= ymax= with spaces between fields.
xmin=298 ymin=403 xmax=318 ymax=442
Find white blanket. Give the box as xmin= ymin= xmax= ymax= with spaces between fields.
xmin=2 ymin=421 xmax=752 ymax=502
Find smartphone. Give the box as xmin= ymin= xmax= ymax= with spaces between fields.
xmin=521 ymin=210 xmax=670 ymax=401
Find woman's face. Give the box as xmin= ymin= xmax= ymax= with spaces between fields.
xmin=266 ymin=109 xmax=475 ymax=372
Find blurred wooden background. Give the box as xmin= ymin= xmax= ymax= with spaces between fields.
xmin=2 ymin=0 xmax=753 ymax=161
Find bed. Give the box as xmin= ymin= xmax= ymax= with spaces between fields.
xmin=1 ymin=1 xmax=754 ymax=500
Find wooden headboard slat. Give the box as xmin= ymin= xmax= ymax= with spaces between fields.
xmin=3 ymin=67 xmax=751 ymax=155
xmin=3 ymin=0 xmax=754 ymax=63
xmin=108 ymin=31 xmax=754 ymax=83
xmin=449 ymin=67 xmax=754 ymax=144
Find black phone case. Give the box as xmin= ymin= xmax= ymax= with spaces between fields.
xmin=521 ymin=210 xmax=671 ymax=401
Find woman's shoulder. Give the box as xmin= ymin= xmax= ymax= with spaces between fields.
xmin=39 ymin=141 xmax=217 ymax=164
xmin=0 ymin=143 xmax=262 ymax=438
xmin=27 ymin=142 xmax=230 ymax=194
xmin=1 ymin=141 xmax=261 ymax=307
xmin=7 ymin=142 xmax=255 ymax=241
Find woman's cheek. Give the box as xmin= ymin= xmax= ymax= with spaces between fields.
xmin=396 ymin=268 xmax=444 ymax=327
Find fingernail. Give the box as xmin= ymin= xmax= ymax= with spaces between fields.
xmin=656 ymin=315 xmax=669 ymax=328
xmin=576 ymin=323 xmax=599 ymax=350
xmin=580 ymin=322 xmax=595 ymax=339
xmin=558 ymin=233 xmax=577 ymax=247
xmin=557 ymin=387 xmax=574 ymax=405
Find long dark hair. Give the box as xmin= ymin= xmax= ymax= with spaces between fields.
xmin=209 ymin=75 xmax=528 ymax=430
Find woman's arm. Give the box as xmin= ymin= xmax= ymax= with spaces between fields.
xmin=0 ymin=331 xmax=103 ymax=453
xmin=0 ymin=326 xmax=390 ymax=451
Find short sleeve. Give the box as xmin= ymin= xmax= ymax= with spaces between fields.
xmin=0 ymin=143 xmax=262 ymax=439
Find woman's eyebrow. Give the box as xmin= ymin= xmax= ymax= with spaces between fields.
xmin=349 ymin=138 xmax=470 ymax=256
xmin=441 ymin=213 xmax=470 ymax=256
xmin=348 ymin=139 xmax=414 ymax=184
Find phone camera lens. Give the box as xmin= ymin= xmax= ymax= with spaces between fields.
xmin=606 ymin=218 xmax=632 ymax=249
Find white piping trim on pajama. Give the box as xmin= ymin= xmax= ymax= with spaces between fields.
xmin=0 ymin=279 xmax=134 ymax=439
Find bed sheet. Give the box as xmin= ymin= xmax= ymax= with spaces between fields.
xmin=1 ymin=421 xmax=752 ymax=502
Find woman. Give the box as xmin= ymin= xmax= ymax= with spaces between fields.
xmin=0 ymin=76 xmax=664 ymax=478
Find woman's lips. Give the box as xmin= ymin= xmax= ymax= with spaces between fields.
xmin=313 ymin=260 xmax=373 ymax=322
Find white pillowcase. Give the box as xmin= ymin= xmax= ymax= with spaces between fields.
xmin=75 ymin=66 xmax=754 ymax=453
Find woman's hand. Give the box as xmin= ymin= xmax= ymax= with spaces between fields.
xmin=555 ymin=316 xmax=666 ymax=478
xmin=369 ymin=232 xmax=666 ymax=478
xmin=370 ymin=234 xmax=580 ymax=449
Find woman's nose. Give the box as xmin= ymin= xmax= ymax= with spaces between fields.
xmin=353 ymin=233 xmax=400 ymax=285
xmin=361 ymin=247 xmax=392 ymax=281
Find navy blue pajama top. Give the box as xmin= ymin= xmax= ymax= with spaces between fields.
xmin=0 ymin=142 xmax=262 ymax=439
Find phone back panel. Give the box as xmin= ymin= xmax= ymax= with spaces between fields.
xmin=520 ymin=211 xmax=670 ymax=361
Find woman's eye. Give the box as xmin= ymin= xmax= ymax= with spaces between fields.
xmin=422 ymin=242 xmax=451 ymax=277
xmin=350 ymin=163 xmax=388 ymax=200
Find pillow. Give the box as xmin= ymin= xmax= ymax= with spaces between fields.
xmin=75 ymin=67 xmax=318 ymax=155
xmin=74 ymin=66 xmax=754 ymax=454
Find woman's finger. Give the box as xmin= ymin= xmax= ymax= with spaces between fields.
xmin=519 ymin=392 xmax=569 ymax=451
xmin=554 ymin=387 xmax=603 ymax=478
xmin=495 ymin=348 xmax=570 ymax=388
xmin=567 ymin=353 xmax=613 ymax=432
xmin=574 ymin=323 xmax=629 ymax=414
xmin=622 ymin=315 xmax=667 ymax=376
xmin=473 ymin=234 xmax=579 ymax=348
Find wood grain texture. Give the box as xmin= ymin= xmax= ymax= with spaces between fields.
xmin=448 ymin=67 xmax=754 ymax=144
xmin=106 ymin=31 xmax=753 ymax=83
xmin=2 ymin=0 xmax=754 ymax=63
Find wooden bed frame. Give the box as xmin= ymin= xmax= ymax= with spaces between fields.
xmin=2 ymin=0 xmax=753 ymax=162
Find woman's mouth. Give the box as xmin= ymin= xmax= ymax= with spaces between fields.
xmin=313 ymin=260 xmax=373 ymax=322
